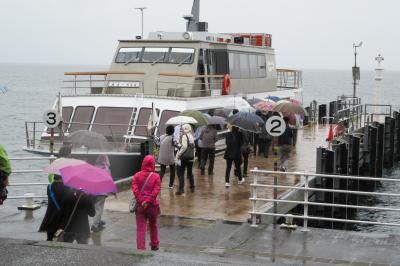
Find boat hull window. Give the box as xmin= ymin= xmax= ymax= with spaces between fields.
xmin=169 ymin=48 xmax=195 ymax=64
xmin=69 ymin=106 xmax=95 ymax=132
xmin=157 ymin=110 xmax=180 ymax=136
xmin=142 ymin=47 xmax=169 ymax=63
xmin=134 ymin=107 xmax=160 ymax=136
xmin=115 ymin=47 xmax=143 ymax=63
xmin=92 ymin=107 xmax=135 ymax=138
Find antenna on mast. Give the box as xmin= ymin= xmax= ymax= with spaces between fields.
xmin=183 ymin=0 xmax=208 ymax=32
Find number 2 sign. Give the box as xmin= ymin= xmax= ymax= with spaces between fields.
xmin=42 ymin=110 xmax=61 ymax=128
xmin=265 ymin=116 xmax=286 ymax=137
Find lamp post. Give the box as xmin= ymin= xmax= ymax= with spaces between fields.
xmin=352 ymin=42 xmax=362 ymax=99
xmin=135 ymin=7 xmax=147 ymax=39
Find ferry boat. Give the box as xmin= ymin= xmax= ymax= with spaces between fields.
xmin=23 ymin=0 xmax=303 ymax=179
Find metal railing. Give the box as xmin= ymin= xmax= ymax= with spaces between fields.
xmin=24 ymin=121 xmax=144 ymax=153
xmin=62 ymin=71 xmax=145 ymax=95
xmin=276 ymin=69 xmax=302 ymax=90
xmin=363 ymin=104 xmax=392 ymax=126
xmin=249 ymin=169 xmax=400 ymax=230
xmin=156 ymin=80 xmax=224 ymax=97
xmin=334 ymin=104 xmax=363 ymax=130
xmin=7 ymin=156 xmax=55 ymax=200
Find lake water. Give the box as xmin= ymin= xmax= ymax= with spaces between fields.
xmin=0 ymin=63 xmax=399 ymax=232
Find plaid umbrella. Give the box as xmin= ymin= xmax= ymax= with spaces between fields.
xmin=254 ymin=101 xmax=276 ymax=112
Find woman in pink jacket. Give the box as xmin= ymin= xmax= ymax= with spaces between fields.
xmin=132 ymin=155 xmax=161 ymax=250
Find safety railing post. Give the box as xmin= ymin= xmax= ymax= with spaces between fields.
xmin=302 ymin=175 xmax=310 ymax=232
xmin=251 ymin=167 xmax=258 ymax=227
xmin=33 ymin=122 xmax=36 ymax=149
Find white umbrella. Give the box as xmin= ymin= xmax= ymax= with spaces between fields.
xmin=166 ymin=115 xmax=198 ymax=125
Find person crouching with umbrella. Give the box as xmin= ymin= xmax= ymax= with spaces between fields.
xmin=132 ymin=155 xmax=161 ymax=251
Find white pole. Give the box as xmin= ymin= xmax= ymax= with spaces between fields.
xmin=374 ymin=54 xmax=384 ymax=114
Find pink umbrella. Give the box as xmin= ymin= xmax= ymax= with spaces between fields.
xmin=60 ymin=163 xmax=117 ymax=195
xmin=43 ymin=158 xmax=86 ymax=175
xmin=254 ymin=101 xmax=276 ymax=112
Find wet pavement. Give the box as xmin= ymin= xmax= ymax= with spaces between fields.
xmin=7 ymin=124 xmax=390 ymax=265
xmin=106 ymin=124 xmax=330 ymax=222
xmin=1 ymin=207 xmax=400 ymax=265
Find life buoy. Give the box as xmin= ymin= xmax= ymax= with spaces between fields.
xmin=222 ymin=74 xmax=231 ymax=95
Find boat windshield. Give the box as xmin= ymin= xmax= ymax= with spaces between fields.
xmin=170 ymin=48 xmax=195 ymax=65
xmin=115 ymin=48 xmax=142 ymax=64
xmin=115 ymin=47 xmax=195 ymax=65
xmin=142 ymin=47 xmax=169 ymax=63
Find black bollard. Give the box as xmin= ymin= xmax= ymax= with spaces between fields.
xmin=383 ymin=117 xmax=395 ymax=169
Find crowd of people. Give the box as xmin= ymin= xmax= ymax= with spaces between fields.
xmin=0 ymin=110 xmax=296 ymax=252
xmin=158 ymin=110 xmax=296 ymax=190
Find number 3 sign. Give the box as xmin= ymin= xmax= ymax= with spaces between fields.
xmin=265 ymin=116 xmax=286 ymax=137
xmin=43 ymin=110 xmax=61 ymax=128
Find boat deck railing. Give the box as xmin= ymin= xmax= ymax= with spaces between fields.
xmin=62 ymin=71 xmax=146 ymax=95
xmin=249 ymin=169 xmax=400 ymax=230
xmin=156 ymin=80 xmax=224 ymax=97
xmin=24 ymin=121 xmax=146 ymax=153
xmin=61 ymin=71 xmax=227 ymax=97
xmin=276 ymin=69 xmax=302 ymax=90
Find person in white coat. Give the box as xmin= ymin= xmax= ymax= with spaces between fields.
xmin=175 ymin=124 xmax=195 ymax=195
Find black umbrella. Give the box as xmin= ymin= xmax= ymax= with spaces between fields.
xmin=226 ymin=112 xmax=264 ymax=133
xmin=67 ymin=130 xmax=110 ymax=150
xmin=207 ymin=116 xmax=227 ymax=126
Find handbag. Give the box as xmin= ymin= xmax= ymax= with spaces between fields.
xmin=53 ymin=193 xmax=82 ymax=242
xmin=181 ymin=135 xmax=194 ymax=160
xmin=129 ymin=172 xmax=153 ymax=213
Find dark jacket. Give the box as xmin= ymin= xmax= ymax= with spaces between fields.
xmin=63 ymin=191 xmax=95 ymax=238
xmin=201 ymin=126 xmax=218 ymax=148
xmin=278 ymin=126 xmax=293 ymax=145
xmin=240 ymin=131 xmax=251 ymax=154
xmin=39 ymin=178 xmax=73 ymax=234
xmin=224 ymin=131 xmax=243 ymax=160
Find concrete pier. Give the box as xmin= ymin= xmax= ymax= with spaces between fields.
xmin=106 ymin=124 xmax=330 ymax=222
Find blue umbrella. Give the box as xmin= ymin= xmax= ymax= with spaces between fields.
xmin=265 ymin=96 xmax=281 ymax=102
xmin=226 ymin=112 xmax=264 ymax=133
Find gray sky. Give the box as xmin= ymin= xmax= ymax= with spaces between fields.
xmin=0 ymin=0 xmax=398 ymax=70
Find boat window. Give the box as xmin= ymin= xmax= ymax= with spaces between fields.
xmin=228 ymin=53 xmax=241 ymax=78
xmin=249 ymin=54 xmax=258 ymax=78
xmin=214 ymin=51 xmax=229 ymax=75
xmin=142 ymin=47 xmax=169 ymax=63
xmin=239 ymin=53 xmax=250 ymax=78
xmin=92 ymin=107 xmax=135 ymax=138
xmin=134 ymin=108 xmax=160 ymax=136
xmin=46 ymin=106 xmax=73 ymax=134
xmin=69 ymin=106 xmax=95 ymax=132
xmin=115 ymin=47 xmax=143 ymax=63
xmin=157 ymin=110 xmax=180 ymax=135
xmin=169 ymin=48 xmax=195 ymax=64
xmin=62 ymin=107 xmax=73 ymax=132
xmin=257 ymin=55 xmax=266 ymax=78
xmin=228 ymin=51 xmax=266 ymax=79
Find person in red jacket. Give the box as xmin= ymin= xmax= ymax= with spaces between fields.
xmin=132 ymin=155 xmax=161 ymax=250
